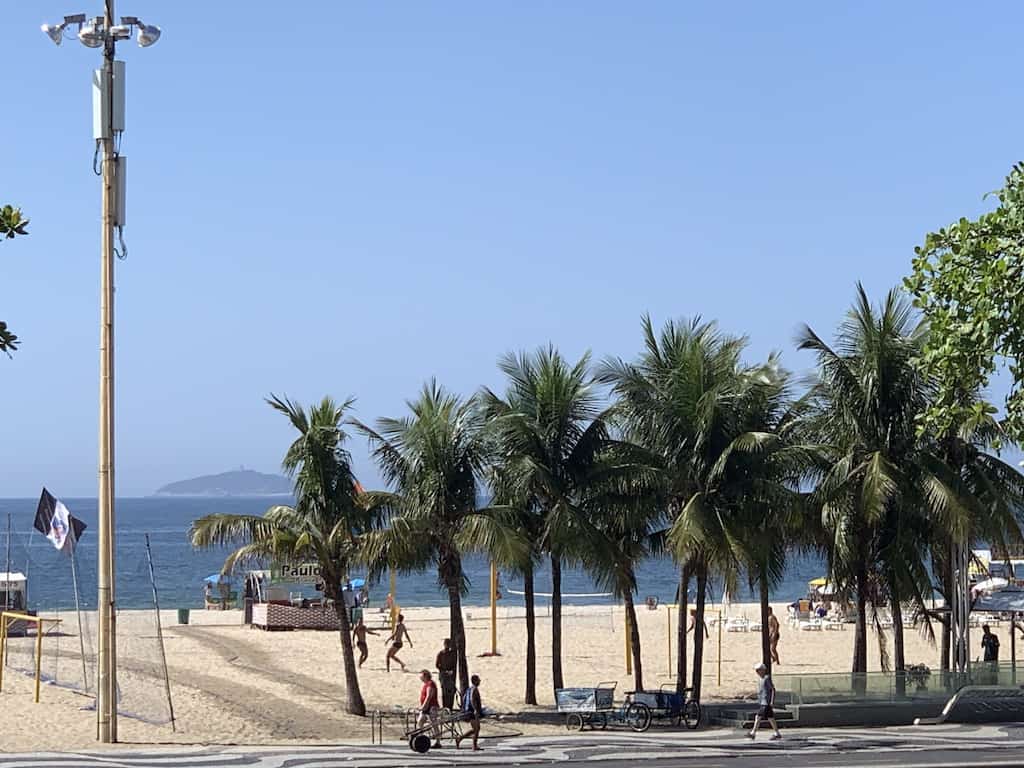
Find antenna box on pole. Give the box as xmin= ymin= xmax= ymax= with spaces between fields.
xmin=92 ymin=60 xmax=125 ymax=139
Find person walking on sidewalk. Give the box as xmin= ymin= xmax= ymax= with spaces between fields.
xmin=417 ymin=670 xmax=442 ymax=749
xmin=455 ymin=674 xmax=483 ymax=751
xmin=748 ymin=662 xmax=782 ymax=741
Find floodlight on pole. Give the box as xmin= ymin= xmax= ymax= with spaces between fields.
xmin=78 ymin=18 xmax=106 ymax=47
xmin=41 ymin=2 xmax=161 ymax=744
xmin=41 ymin=24 xmax=65 ymax=45
xmin=137 ymin=23 xmax=160 ymax=47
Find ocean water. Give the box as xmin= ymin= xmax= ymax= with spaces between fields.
xmin=0 ymin=497 xmax=827 ymax=611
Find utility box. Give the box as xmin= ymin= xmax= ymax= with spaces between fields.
xmin=113 ymin=156 xmax=127 ymax=226
xmin=92 ymin=60 xmax=125 ymax=140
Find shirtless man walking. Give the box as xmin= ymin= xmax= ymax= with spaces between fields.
xmin=767 ymin=607 xmax=781 ymax=665
xmin=385 ymin=613 xmax=412 ymax=672
xmin=352 ymin=617 xmax=377 ymax=668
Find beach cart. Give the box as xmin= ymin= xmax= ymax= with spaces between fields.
xmin=556 ymin=681 xmax=652 ymax=732
xmin=403 ymin=707 xmax=470 ymax=753
xmin=629 ymin=684 xmax=702 ymax=729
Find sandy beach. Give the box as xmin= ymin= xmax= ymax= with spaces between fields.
xmin=0 ymin=601 xmax=1019 ymax=752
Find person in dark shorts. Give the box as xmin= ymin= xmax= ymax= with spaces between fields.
xmin=767 ymin=607 xmax=781 ymax=665
xmin=351 ymin=617 xmax=377 ymax=668
xmin=385 ymin=613 xmax=412 ymax=672
xmin=455 ymin=674 xmax=483 ymax=751
xmin=748 ymin=662 xmax=781 ymax=741
xmin=435 ymin=638 xmax=458 ymax=709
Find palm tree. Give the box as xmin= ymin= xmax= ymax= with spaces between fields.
xmin=355 ymin=381 xmax=524 ymax=694
xmin=485 ymin=470 xmax=543 ymax=704
xmin=481 ymin=347 xmax=614 ymax=697
xmin=705 ymin=359 xmax=814 ymax=675
xmin=191 ymin=395 xmax=372 ymax=715
xmin=581 ymin=462 xmax=665 ymax=692
xmin=929 ymin=400 xmax=1024 ymax=671
xmin=798 ymin=284 xmax=947 ymax=686
xmin=601 ymin=316 xmax=754 ymax=701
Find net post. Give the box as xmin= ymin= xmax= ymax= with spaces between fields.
xmin=0 ymin=614 xmax=7 ymax=692
xmin=34 ymin=619 xmax=43 ymax=703
xmin=144 ymin=533 xmax=177 ymax=731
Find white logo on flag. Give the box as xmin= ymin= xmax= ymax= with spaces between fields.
xmin=47 ymin=499 xmax=72 ymax=551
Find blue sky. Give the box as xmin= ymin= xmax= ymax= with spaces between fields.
xmin=2 ymin=2 xmax=1022 ymax=496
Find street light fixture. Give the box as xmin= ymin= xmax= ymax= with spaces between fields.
xmin=42 ymin=2 xmax=161 ymax=745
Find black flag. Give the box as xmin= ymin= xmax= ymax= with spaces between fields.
xmin=34 ymin=488 xmax=86 ymax=553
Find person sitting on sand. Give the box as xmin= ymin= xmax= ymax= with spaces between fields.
xmin=435 ymin=638 xmax=458 ymax=709
xmin=385 ymin=613 xmax=412 ymax=672
xmin=455 ymin=674 xmax=483 ymax=751
xmin=747 ymin=662 xmax=782 ymax=741
xmin=352 ymin=617 xmax=378 ymax=668
xmin=417 ymin=670 xmax=442 ymax=749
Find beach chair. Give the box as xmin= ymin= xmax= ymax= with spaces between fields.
xmin=799 ymin=618 xmax=824 ymax=631
xmin=725 ymin=617 xmax=750 ymax=633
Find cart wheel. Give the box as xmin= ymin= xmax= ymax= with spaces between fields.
xmin=625 ymin=702 xmax=652 ymax=733
xmin=566 ymin=713 xmax=585 ymax=731
xmin=683 ymin=700 xmax=702 ymax=730
xmin=595 ymin=712 xmax=608 ymax=730
xmin=409 ymin=733 xmax=432 ymax=753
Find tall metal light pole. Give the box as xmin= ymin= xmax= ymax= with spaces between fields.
xmin=42 ymin=3 xmax=160 ymax=744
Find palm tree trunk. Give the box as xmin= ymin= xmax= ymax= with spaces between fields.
xmin=940 ymin=544 xmax=952 ymax=674
xmin=440 ymin=545 xmax=470 ymax=694
xmin=448 ymin=580 xmax=470 ymax=694
xmin=759 ymin=568 xmax=772 ymax=674
xmin=551 ymin=553 xmax=564 ymax=694
xmin=853 ymin=559 xmax=869 ymax=695
xmin=524 ymin=563 xmax=538 ymax=705
xmin=624 ymin=587 xmax=644 ymax=692
xmin=676 ymin=566 xmax=690 ymax=695
xmin=691 ymin=561 xmax=708 ymax=701
xmin=332 ymin=587 xmax=366 ymax=716
xmin=889 ymin=574 xmax=906 ymax=697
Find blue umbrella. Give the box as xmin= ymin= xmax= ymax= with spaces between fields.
xmin=204 ymin=573 xmax=233 ymax=586
xmin=347 ymin=578 xmax=366 ymax=589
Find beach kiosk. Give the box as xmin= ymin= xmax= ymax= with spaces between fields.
xmin=249 ymin=562 xmax=369 ymax=631
xmin=0 ymin=572 xmax=30 ymax=636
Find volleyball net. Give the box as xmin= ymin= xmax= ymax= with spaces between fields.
xmin=1 ymin=527 xmax=175 ymax=728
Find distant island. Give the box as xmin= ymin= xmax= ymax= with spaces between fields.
xmin=153 ymin=469 xmax=292 ymax=497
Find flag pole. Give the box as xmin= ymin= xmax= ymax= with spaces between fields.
xmin=144 ymin=534 xmax=176 ymax=731
xmin=70 ymin=548 xmax=89 ymax=694
xmin=4 ymin=513 xmax=11 ymax=612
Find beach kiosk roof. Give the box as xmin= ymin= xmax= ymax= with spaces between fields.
xmin=0 ymin=572 xmax=27 ymax=584
xmin=973 ymin=588 xmax=1024 ymax=614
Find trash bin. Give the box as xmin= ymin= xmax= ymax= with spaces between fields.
xmin=177 ymin=608 xmax=190 ymax=625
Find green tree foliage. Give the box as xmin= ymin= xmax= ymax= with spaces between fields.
xmin=191 ymin=395 xmax=373 ymax=716
xmin=906 ymin=162 xmax=1024 ymax=441
xmin=1 ymin=204 xmax=29 ymax=356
